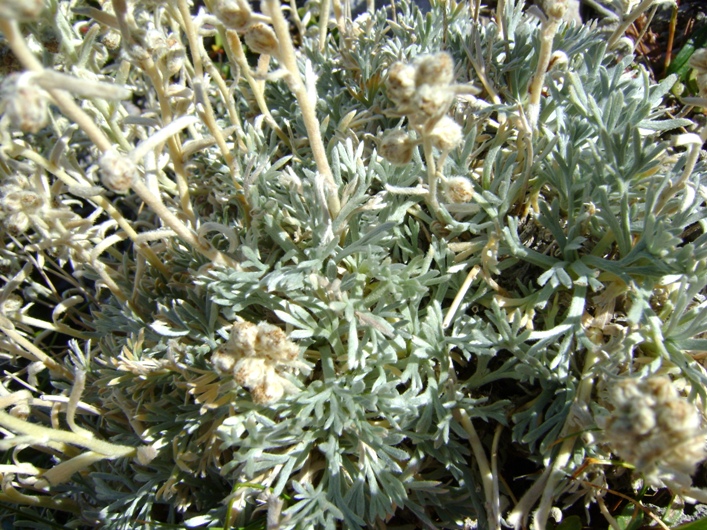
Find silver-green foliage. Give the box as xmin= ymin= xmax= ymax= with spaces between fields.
xmin=1 ymin=0 xmax=706 ymax=529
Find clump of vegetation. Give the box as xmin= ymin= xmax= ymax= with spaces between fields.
xmin=1 ymin=0 xmax=707 ymax=528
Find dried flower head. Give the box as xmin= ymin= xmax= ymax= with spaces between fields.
xmin=250 ymin=375 xmax=285 ymax=404
xmin=410 ymin=84 xmax=454 ymax=125
xmin=602 ymin=376 xmax=706 ymax=486
xmin=254 ymin=322 xmax=299 ymax=362
xmin=226 ymin=321 xmax=259 ymax=358
xmin=99 ymin=149 xmax=137 ymax=193
xmin=213 ymin=321 xmax=302 ymax=404
xmin=379 ymin=129 xmax=415 ymax=165
xmin=233 ymin=356 xmax=270 ymax=389
xmin=445 ymin=176 xmax=474 ymax=203
xmin=2 ymin=73 xmax=50 ymax=133
xmin=429 ymin=116 xmax=463 ymax=152
xmin=414 ymin=52 xmax=454 ymax=87
xmin=211 ymin=345 xmax=238 ymax=374
xmin=386 ymin=61 xmax=417 ymax=107
xmin=244 ymin=23 xmax=279 ymax=56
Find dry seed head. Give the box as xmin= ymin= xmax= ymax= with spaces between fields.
xmin=213 ymin=0 xmax=252 ymax=31
xmin=429 ymin=116 xmax=463 ymax=152
xmin=386 ymin=61 xmax=417 ymax=106
xmin=99 ymin=149 xmax=137 ymax=194
xmin=445 ymin=177 xmax=474 ymax=203
xmin=414 ymin=52 xmax=454 ymax=87
xmin=657 ymin=399 xmax=701 ymax=433
xmin=244 ymin=23 xmax=279 ymax=56
xmin=379 ymin=130 xmax=415 ymax=165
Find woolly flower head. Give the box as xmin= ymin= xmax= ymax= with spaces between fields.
xmin=385 ymin=61 xmax=417 ymax=108
xmin=1 ymin=73 xmax=50 ymax=134
xmin=602 ymin=376 xmax=706 ymax=487
xmin=445 ymin=176 xmax=474 ymax=204
xmin=211 ymin=321 xmax=302 ymax=404
xmin=379 ymin=129 xmax=415 ymax=165
xmin=430 ymin=116 xmax=463 ymax=153
xmin=99 ymin=149 xmax=137 ymax=194
xmin=414 ymin=52 xmax=454 ymax=87
xmin=385 ymin=52 xmax=456 ymax=126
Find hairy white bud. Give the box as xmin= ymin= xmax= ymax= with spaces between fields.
xmin=380 ymin=130 xmax=415 ymax=165
xmin=213 ymin=0 xmax=252 ymax=31
xmin=5 ymin=212 xmax=30 ymax=234
xmin=544 ymin=0 xmax=568 ymax=21
xmin=99 ymin=149 xmax=136 ymax=193
xmin=2 ymin=74 xmax=50 ymax=133
xmin=415 ymin=52 xmax=454 ymax=87
xmin=386 ymin=61 xmax=417 ymax=107
xmin=429 ymin=116 xmax=463 ymax=152
xmin=410 ymin=84 xmax=454 ymax=125
xmin=244 ymin=23 xmax=279 ymax=56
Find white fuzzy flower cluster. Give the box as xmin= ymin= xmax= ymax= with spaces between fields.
xmin=211 ymin=321 xmax=302 ymax=404
xmin=380 ymin=52 xmax=463 ymax=165
xmin=602 ymin=376 xmax=706 ymax=487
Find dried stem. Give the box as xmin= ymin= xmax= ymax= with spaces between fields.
xmin=264 ymin=0 xmax=341 ymax=217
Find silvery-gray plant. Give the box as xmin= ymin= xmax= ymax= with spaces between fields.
xmin=0 ymin=0 xmax=706 ymax=528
